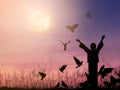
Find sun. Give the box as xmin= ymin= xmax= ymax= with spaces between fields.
xmin=30 ymin=11 xmax=51 ymax=31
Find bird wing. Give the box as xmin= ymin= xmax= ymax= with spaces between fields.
xmin=76 ymin=39 xmax=80 ymax=42
xmin=101 ymin=68 xmax=113 ymax=77
xmin=86 ymin=11 xmax=92 ymax=19
xmin=86 ymin=11 xmax=91 ymax=16
xmin=59 ymin=40 xmax=64 ymax=45
xmin=88 ymin=11 xmax=91 ymax=16
xmin=85 ymin=72 xmax=89 ymax=80
xmin=110 ymin=76 xmax=117 ymax=84
xmin=62 ymin=81 xmax=68 ymax=88
xmin=66 ymin=24 xmax=78 ymax=32
xmin=39 ymin=72 xmax=44 ymax=76
xmin=66 ymin=25 xmax=72 ymax=31
xmin=79 ymin=81 xmax=88 ymax=87
xmin=59 ymin=64 xmax=67 ymax=72
xmin=54 ymin=82 xmax=60 ymax=88
xmin=66 ymin=40 xmax=71 ymax=44
xmin=73 ymin=24 xmax=78 ymax=30
xmin=38 ymin=72 xmax=46 ymax=80
xmin=98 ymin=65 xmax=105 ymax=74
xmin=104 ymin=68 xmax=113 ymax=74
xmin=73 ymin=56 xmax=81 ymax=65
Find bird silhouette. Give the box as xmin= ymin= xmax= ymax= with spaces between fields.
xmin=98 ymin=65 xmax=113 ymax=78
xmin=104 ymin=76 xmax=120 ymax=88
xmin=38 ymin=72 xmax=46 ymax=80
xmin=54 ymin=82 xmax=60 ymax=88
xmin=98 ymin=65 xmax=105 ymax=74
xmin=59 ymin=64 xmax=67 ymax=73
xmin=85 ymin=11 xmax=92 ymax=19
xmin=85 ymin=72 xmax=89 ymax=80
xmin=110 ymin=76 xmax=118 ymax=87
xmin=79 ymin=81 xmax=89 ymax=88
xmin=59 ymin=40 xmax=71 ymax=50
xmin=104 ymin=81 xmax=112 ymax=88
xmin=76 ymin=39 xmax=81 ymax=43
xmin=101 ymin=68 xmax=113 ymax=78
xmin=117 ymin=79 xmax=120 ymax=83
xmin=73 ymin=56 xmax=83 ymax=68
xmin=62 ymin=81 xmax=68 ymax=88
xmin=66 ymin=24 xmax=78 ymax=32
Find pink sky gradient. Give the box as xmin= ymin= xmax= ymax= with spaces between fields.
xmin=0 ymin=0 xmax=120 ymax=75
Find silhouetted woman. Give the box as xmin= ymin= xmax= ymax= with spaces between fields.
xmin=76 ymin=35 xmax=105 ymax=88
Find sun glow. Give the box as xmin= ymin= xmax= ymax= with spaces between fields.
xmin=30 ymin=11 xmax=51 ymax=31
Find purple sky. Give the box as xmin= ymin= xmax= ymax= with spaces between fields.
xmin=0 ymin=0 xmax=120 ymax=73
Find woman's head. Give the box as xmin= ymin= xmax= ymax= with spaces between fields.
xmin=90 ymin=43 xmax=96 ymax=50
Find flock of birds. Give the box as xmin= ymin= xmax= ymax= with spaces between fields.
xmin=102 ymin=67 xmax=120 ymax=88
xmin=59 ymin=11 xmax=92 ymax=51
xmin=38 ymin=56 xmax=83 ymax=77
xmin=53 ymin=11 xmax=92 ymax=88
xmin=59 ymin=56 xmax=83 ymax=73
xmin=37 ymin=11 xmax=92 ymax=88
xmin=98 ymin=65 xmax=113 ymax=78
xmin=37 ymin=56 xmax=83 ymax=88
xmin=37 ymin=11 xmax=120 ymax=88
xmin=38 ymin=60 xmax=120 ymax=88
xmin=80 ymin=65 xmax=120 ymax=88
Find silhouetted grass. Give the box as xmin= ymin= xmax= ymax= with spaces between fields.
xmin=0 ymin=64 xmax=85 ymax=89
xmin=0 ymin=87 xmax=120 ymax=90
xmin=0 ymin=64 xmax=120 ymax=89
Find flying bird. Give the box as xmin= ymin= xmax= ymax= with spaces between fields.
xmin=73 ymin=56 xmax=83 ymax=68
xmin=59 ymin=64 xmax=67 ymax=73
xmin=101 ymin=68 xmax=113 ymax=78
xmin=85 ymin=72 xmax=89 ymax=80
xmin=98 ymin=65 xmax=113 ymax=78
xmin=62 ymin=81 xmax=68 ymax=88
xmin=98 ymin=65 xmax=105 ymax=74
xmin=76 ymin=39 xmax=81 ymax=43
xmin=59 ymin=40 xmax=71 ymax=50
xmin=85 ymin=11 xmax=92 ymax=19
xmin=38 ymin=72 xmax=46 ymax=80
xmin=79 ymin=81 xmax=89 ymax=88
xmin=66 ymin=24 xmax=78 ymax=32
xmin=110 ymin=76 xmax=118 ymax=87
xmin=54 ymin=82 xmax=60 ymax=88
xmin=104 ymin=76 xmax=120 ymax=88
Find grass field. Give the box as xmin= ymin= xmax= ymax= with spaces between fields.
xmin=0 ymin=87 xmax=120 ymax=90
xmin=0 ymin=64 xmax=120 ymax=90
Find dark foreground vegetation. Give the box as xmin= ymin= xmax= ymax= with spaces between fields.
xmin=0 ymin=87 xmax=120 ymax=90
xmin=0 ymin=64 xmax=120 ymax=90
